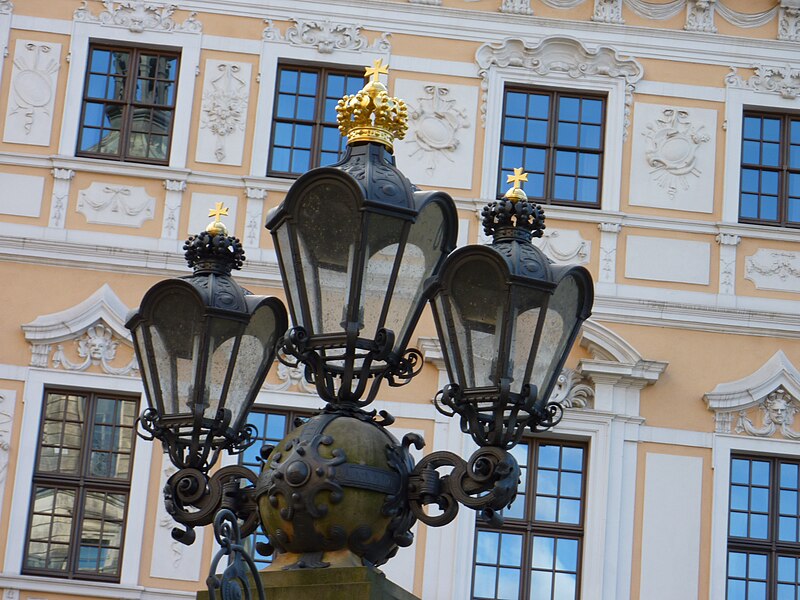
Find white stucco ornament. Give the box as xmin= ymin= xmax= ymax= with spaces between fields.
xmin=736 ymin=388 xmax=800 ymax=439
xmin=407 ymin=86 xmax=470 ymax=175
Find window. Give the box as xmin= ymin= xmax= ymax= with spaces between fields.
xmin=739 ymin=112 xmax=800 ymax=227
xmin=498 ymin=88 xmax=605 ymax=207
xmin=268 ymin=64 xmax=363 ymax=177
xmin=240 ymin=407 xmax=309 ymax=568
xmin=727 ymin=455 xmax=800 ymax=599
xmin=77 ymin=44 xmax=179 ymax=164
xmin=472 ymin=440 xmax=587 ymax=600
xmin=23 ymin=390 xmax=138 ymax=580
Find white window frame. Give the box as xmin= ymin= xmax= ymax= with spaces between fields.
xmin=2 ymin=369 xmax=151 ymax=590
xmin=59 ymin=21 xmax=201 ymax=169
xmin=480 ymin=68 xmax=627 ymax=212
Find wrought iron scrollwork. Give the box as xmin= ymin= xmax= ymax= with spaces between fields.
xmin=407 ymin=446 xmax=520 ymax=527
xmin=207 ymin=508 xmax=266 ymax=600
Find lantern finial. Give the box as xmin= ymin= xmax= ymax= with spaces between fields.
xmin=504 ymin=167 xmax=528 ymax=203
xmin=336 ymin=59 xmax=408 ymax=151
xmin=482 ymin=167 xmax=546 ymax=241
xmin=206 ymin=201 xmax=230 ymax=236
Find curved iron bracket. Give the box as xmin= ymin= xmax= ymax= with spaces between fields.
xmin=207 ymin=508 xmax=266 ymax=600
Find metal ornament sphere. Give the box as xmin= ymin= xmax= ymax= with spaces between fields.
xmin=256 ymin=410 xmax=418 ymax=569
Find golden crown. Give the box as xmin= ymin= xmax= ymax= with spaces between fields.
xmin=336 ymin=59 xmax=408 ymax=151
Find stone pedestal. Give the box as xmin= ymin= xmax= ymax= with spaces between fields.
xmin=198 ymin=566 xmax=420 ymax=600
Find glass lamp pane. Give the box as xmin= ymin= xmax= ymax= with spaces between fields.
xmin=384 ymin=200 xmax=449 ymax=353
xmin=225 ymin=304 xmax=280 ymax=432
xmin=528 ymin=275 xmax=581 ymax=399
xmin=448 ymin=259 xmax=507 ymax=388
xmin=293 ymin=182 xmax=360 ymax=335
xmin=202 ymin=317 xmax=244 ymax=420
xmin=148 ymin=288 xmax=204 ymax=417
xmin=506 ymin=285 xmax=549 ymax=395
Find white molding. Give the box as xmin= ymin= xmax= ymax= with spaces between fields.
xmin=476 ymin=36 xmax=641 ymax=213
xmin=0 ymin=390 xmax=16 ymax=534
xmin=59 ymin=14 xmax=202 ymax=169
xmin=0 ymin=574 xmax=194 ymax=600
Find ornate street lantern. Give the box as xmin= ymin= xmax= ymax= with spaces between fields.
xmin=428 ymin=169 xmax=594 ymax=449
xmin=266 ymin=59 xmax=458 ymax=407
xmin=126 ymin=204 xmax=287 ymax=543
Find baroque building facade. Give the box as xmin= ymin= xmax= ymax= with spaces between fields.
xmin=0 ymin=0 xmax=799 ymax=599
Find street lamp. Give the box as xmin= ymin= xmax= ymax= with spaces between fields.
xmin=125 ymin=60 xmax=593 ymax=599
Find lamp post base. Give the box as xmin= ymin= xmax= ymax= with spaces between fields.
xmin=197 ymin=565 xmax=420 ymax=600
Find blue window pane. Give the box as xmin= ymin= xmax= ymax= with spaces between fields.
xmin=502 ymin=145 xmax=524 ymax=168
xmin=562 ymin=447 xmax=583 ymax=471
xmin=526 ymin=173 xmax=545 ymax=197
xmin=791 ymin=145 xmax=800 ymax=169
xmin=576 ymin=178 xmax=598 ymax=203
xmin=276 ymin=94 xmax=296 ymax=119
xmin=752 ymin=461 xmax=771 ymax=486
xmin=473 ymin=565 xmax=496 ymax=597
xmin=763 ymin=118 xmax=781 ymax=141
xmin=742 ymin=140 xmax=760 ymax=164
xmin=293 ymin=125 xmax=312 ymax=149
xmin=273 ymin=122 xmax=293 ymax=147
xmin=530 ymin=570 xmax=553 ymax=598
xmin=90 ymin=49 xmax=110 ymax=73
xmin=80 ymin=128 xmax=101 ymax=152
xmin=727 ymin=579 xmax=746 ymax=600
xmin=743 ymin=116 xmax=761 ymax=139
xmin=790 ymin=173 xmax=800 ymax=197
xmin=83 ymin=103 xmax=105 ymax=127
xmin=559 ymin=97 xmax=580 ymax=122
xmin=532 ymin=536 xmax=555 ymax=568
xmin=327 ymin=74 xmax=345 ymax=98
xmin=241 ymin=441 xmax=261 ymax=466
xmin=730 ymin=485 xmax=749 ymax=511
xmin=578 ymin=154 xmax=599 ymax=177
xmin=751 ymin=513 xmax=769 ymax=538
xmin=525 ymin=119 xmax=548 ymax=144
xmin=535 ymin=496 xmax=557 ymax=521
xmin=554 ymin=175 xmax=575 ymax=201
xmin=291 ymin=149 xmax=310 ymax=172
xmin=778 ymin=556 xmax=797 ymax=581
xmin=523 ymin=148 xmax=546 ymax=173
xmin=729 ymin=552 xmax=747 ymax=577
xmin=511 ymin=444 xmax=529 ymax=468
xmin=278 ymin=69 xmax=298 ymax=93
xmin=779 ymin=516 xmax=797 ymax=541
xmin=791 ymin=120 xmax=800 ymax=143
xmin=781 ymin=489 xmax=798 ymax=514
xmin=559 ymin=499 xmax=581 ymax=524
xmin=782 ymin=463 xmax=799 ymax=488
xmin=504 ymin=117 xmax=525 ymax=142
xmin=731 ymin=458 xmax=750 ymax=483
xmin=580 ymin=125 xmax=602 ymax=149
xmin=554 ymin=572 xmax=577 ymax=600
xmin=271 ymin=147 xmax=290 ymax=172
xmin=561 ymin=472 xmax=582 ymax=498
xmin=87 ymin=74 xmax=108 ymax=99
xmin=264 ymin=414 xmax=287 ymax=440
xmin=582 ymin=99 xmax=603 ymax=124
xmin=557 ymin=122 xmax=578 ymax=146
xmin=761 ymin=196 xmax=779 ymax=221
xmin=537 ymin=469 xmax=558 ymax=495
xmin=777 ymin=584 xmax=796 ymax=600
xmin=528 ymin=94 xmax=549 ymax=119
xmin=504 ymin=493 xmax=526 ymax=519
xmin=556 ymin=538 xmax=578 ymax=571
xmin=555 ymin=151 xmax=577 ymax=174
xmin=476 ymin=530 xmax=499 ymax=563
xmin=320 ymin=151 xmax=339 ymax=166
xmin=500 ymin=534 xmax=522 ymax=565
xmin=321 ymin=127 xmax=342 ymax=152
xmin=741 ymin=169 xmax=760 ymax=193
xmin=539 ymin=445 xmax=560 ymax=469
xmin=740 ymin=194 xmax=759 ymax=219
xmin=296 ymin=96 xmax=315 ymax=119
xmin=748 ymin=581 xmax=767 ymax=599
xmin=506 ymin=92 xmax=527 ymax=117
xmin=763 ymin=142 xmax=780 ymax=167
xmin=497 ymin=568 xmax=520 ymax=599
xmin=729 ymin=511 xmax=748 ymax=537
xmin=345 ymin=76 xmax=362 ymax=94
xmin=788 ymin=198 xmax=800 ymax=224
xmin=751 ymin=487 xmax=769 ymax=512
xmin=298 ymin=71 xmax=317 ymax=95
xmin=323 ymin=98 xmax=339 ymax=122
xmin=750 ymin=554 xmax=768 ymax=579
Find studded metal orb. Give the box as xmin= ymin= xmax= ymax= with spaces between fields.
xmin=255 ymin=410 xmax=418 ymax=569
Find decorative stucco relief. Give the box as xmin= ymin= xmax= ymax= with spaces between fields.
xmin=77 ymin=182 xmax=155 ymax=227
xmin=265 ymin=362 xmax=317 ymax=395
xmin=74 ymin=0 xmax=202 ymax=33
xmin=263 ymin=18 xmax=391 ymax=54
xmin=705 ymin=351 xmax=800 ymax=437
xmin=0 ymin=391 xmax=13 ymax=488
xmin=500 ymin=0 xmax=534 ymax=14
xmin=0 ymin=1 xmax=12 ymax=14
xmin=533 ymin=229 xmax=591 ymax=265
xmin=3 ymin=41 xmax=61 ymax=146
xmin=197 ymin=60 xmax=251 ymax=166
xmin=550 ymin=368 xmax=595 ymax=409
xmin=475 ymin=37 xmax=643 ymax=139
xmin=51 ymin=323 xmax=138 ymax=376
xmin=629 ymin=103 xmax=716 ymax=213
xmin=407 ymin=86 xmax=470 ymax=174
xmin=779 ymin=0 xmax=800 ymax=41
xmin=162 ymin=179 xmax=185 ymax=239
xmin=745 ymin=249 xmax=800 ymax=293
xmin=685 ymin=0 xmax=717 ymax=31
xmin=245 ymin=187 xmax=267 ymax=248
xmin=726 ymin=64 xmax=800 ymax=100
xmin=592 ymin=0 xmax=625 ymax=23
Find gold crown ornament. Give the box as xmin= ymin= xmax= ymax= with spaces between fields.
xmin=336 ymin=59 xmax=408 ymax=152
xmin=206 ymin=201 xmax=230 ymax=236
xmin=504 ymin=167 xmax=529 ymax=203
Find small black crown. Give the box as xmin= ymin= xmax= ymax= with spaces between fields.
xmin=183 ymin=231 xmax=245 ymax=273
xmin=481 ymin=197 xmax=546 ymax=241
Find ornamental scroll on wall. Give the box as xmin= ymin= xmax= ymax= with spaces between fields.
xmin=704 ymin=351 xmax=800 ymax=439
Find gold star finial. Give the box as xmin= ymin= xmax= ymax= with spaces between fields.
xmin=364 ymin=58 xmax=389 ymax=84
xmin=206 ymin=202 xmax=229 ymax=236
xmin=504 ymin=167 xmax=529 ymax=202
